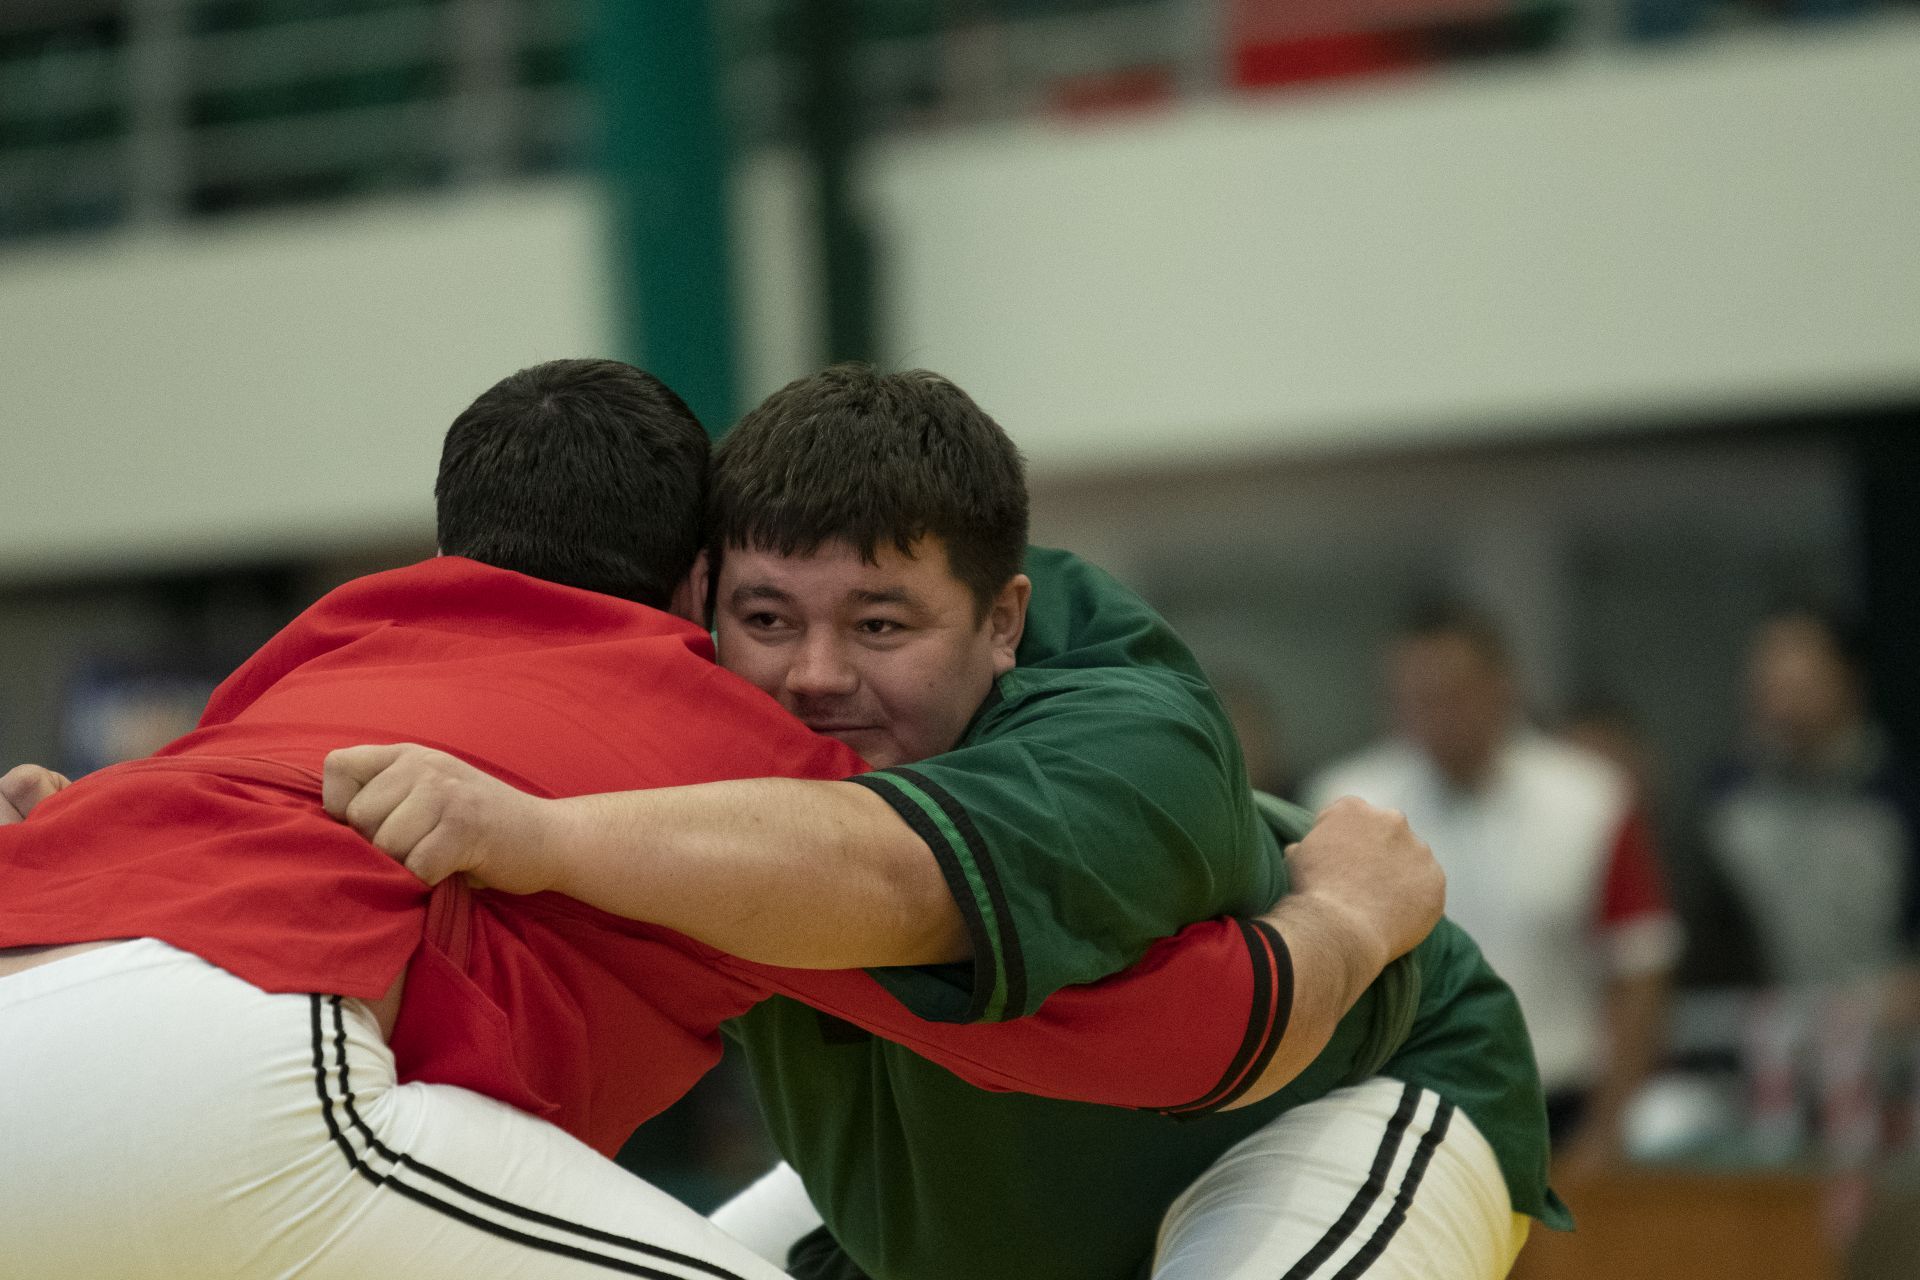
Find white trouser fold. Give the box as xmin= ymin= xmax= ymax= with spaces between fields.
xmin=1154 ymin=1076 xmax=1530 ymax=1280
xmin=0 ymin=938 xmax=789 ymax=1280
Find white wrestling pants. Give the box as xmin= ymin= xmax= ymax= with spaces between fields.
xmin=0 ymin=938 xmax=789 ymax=1280
xmin=1153 ymin=1077 xmax=1529 ymax=1279
xmin=712 ymin=1079 xmax=1528 ymax=1279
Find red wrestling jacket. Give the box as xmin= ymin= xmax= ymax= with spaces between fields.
xmin=0 ymin=559 xmax=1287 ymax=1153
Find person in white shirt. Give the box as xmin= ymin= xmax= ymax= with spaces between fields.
xmin=1308 ymin=602 xmax=1681 ymax=1176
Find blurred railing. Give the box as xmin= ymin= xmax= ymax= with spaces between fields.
xmin=0 ymin=0 xmax=1901 ymax=244
xmin=0 ymin=0 xmax=591 ymax=240
xmin=719 ymin=0 xmax=1575 ymax=143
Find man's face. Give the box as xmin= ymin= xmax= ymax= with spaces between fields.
xmin=1748 ymin=616 xmax=1858 ymax=756
xmin=1388 ymin=633 xmax=1513 ymax=789
xmin=714 ymin=536 xmax=1029 ymax=768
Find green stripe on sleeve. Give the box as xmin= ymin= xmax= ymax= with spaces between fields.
xmin=848 ymin=772 xmax=1010 ymax=1022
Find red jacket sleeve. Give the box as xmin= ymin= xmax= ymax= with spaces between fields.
xmin=1597 ymin=808 xmax=1673 ymax=928
xmin=722 ymin=915 xmax=1292 ymax=1115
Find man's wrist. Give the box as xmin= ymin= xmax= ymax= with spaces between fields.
xmin=1264 ymin=890 xmax=1392 ymax=990
xmin=529 ymin=794 xmax=596 ymax=898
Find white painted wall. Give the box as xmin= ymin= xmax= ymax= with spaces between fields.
xmin=868 ymin=21 xmax=1920 ymax=471
xmin=2 ymin=23 xmax=1914 ymax=576
xmin=735 ymin=148 xmax=827 ymax=407
xmin=0 ymin=183 xmax=618 ymax=580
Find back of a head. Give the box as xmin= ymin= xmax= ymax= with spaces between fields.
xmin=435 ymin=359 xmax=709 ymax=608
xmin=709 ymin=363 xmax=1029 ymax=611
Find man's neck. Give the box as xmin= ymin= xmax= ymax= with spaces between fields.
xmin=1779 ymin=715 xmax=1872 ymax=776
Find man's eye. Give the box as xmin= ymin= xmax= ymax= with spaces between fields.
xmin=744 ymin=612 xmax=787 ymax=631
xmin=856 ymin=618 xmax=903 ymax=636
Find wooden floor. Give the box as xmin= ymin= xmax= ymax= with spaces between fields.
xmin=1511 ymin=1169 xmax=1841 ymax=1280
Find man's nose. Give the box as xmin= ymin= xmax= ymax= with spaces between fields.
xmin=786 ymin=634 xmax=859 ymax=699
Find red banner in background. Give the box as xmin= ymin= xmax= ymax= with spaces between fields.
xmin=1047 ymin=65 xmax=1180 ymax=119
xmin=1227 ymin=0 xmax=1510 ymax=89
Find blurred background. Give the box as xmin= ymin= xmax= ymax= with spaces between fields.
xmin=1 ymin=2 xmax=1917 ymax=1276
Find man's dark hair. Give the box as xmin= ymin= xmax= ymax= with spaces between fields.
xmin=1397 ymin=597 xmax=1511 ymax=669
xmin=709 ymin=363 xmax=1029 ymax=612
xmin=435 ymin=358 xmax=709 ymax=608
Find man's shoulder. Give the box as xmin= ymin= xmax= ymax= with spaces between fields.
xmin=219 ymin=558 xmax=863 ymax=790
xmin=334 ymin=557 xmax=702 ymax=638
xmin=1014 ymin=547 xmax=1204 ymax=677
xmin=1018 ymin=545 xmax=1108 ymax=593
xmin=1015 ymin=546 xmax=1117 ymax=619
xmin=1505 ymin=734 xmax=1628 ymax=819
xmin=970 ymin=546 xmax=1223 ymax=744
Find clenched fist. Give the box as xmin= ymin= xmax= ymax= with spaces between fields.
xmin=322 ymin=744 xmax=564 ymax=894
xmin=1283 ymin=795 xmax=1445 ymax=971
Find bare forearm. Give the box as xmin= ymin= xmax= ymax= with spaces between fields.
xmin=324 ymin=745 xmax=969 ymax=968
xmin=1215 ymin=798 xmax=1443 ymax=1109
xmin=545 ymin=778 xmax=969 ymax=969
xmin=1224 ymin=891 xmax=1393 ymax=1109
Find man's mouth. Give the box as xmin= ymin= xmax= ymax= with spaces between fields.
xmin=804 ymin=721 xmax=877 ymax=735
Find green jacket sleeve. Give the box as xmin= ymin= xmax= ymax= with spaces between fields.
xmin=852 ymin=666 xmax=1286 ymax=1022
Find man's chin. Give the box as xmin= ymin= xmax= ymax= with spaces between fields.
xmin=819 ymin=726 xmax=903 ymax=769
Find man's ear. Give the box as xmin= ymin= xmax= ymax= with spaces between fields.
xmin=988 ymin=574 xmax=1031 ymax=677
xmin=669 ymin=551 xmax=712 ymax=627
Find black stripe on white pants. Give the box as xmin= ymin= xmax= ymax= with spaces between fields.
xmin=308 ymin=995 xmax=769 ymax=1280
xmin=0 ymin=938 xmax=793 ymax=1279
xmin=1153 ymin=1078 xmax=1524 ymax=1280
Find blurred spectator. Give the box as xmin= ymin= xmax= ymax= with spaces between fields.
xmin=1307 ymin=601 xmax=1681 ymax=1175
xmin=1698 ymin=606 xmax=1920 ymax=1009
xmin=1561 ymin=697 xmax=1658 ymax=809
xmin=1564 ymin=697 xmax=1763 ymax=991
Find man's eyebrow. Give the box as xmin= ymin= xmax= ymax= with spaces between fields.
xmin=851 ymin=587 xmax=921 ymax=608
xmin=727 ymin=582 xmax=926 ymax=610
xmin=728 ymin=583 xmax=794 ymax=607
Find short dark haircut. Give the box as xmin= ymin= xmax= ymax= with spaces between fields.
xmin=435 ymin=358 xmax=709 ymax=607
xmin=709 ymin=363 xmax=1029 ymax=612
xmin=1397 ymin=597 xmax=1511 ymax=669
